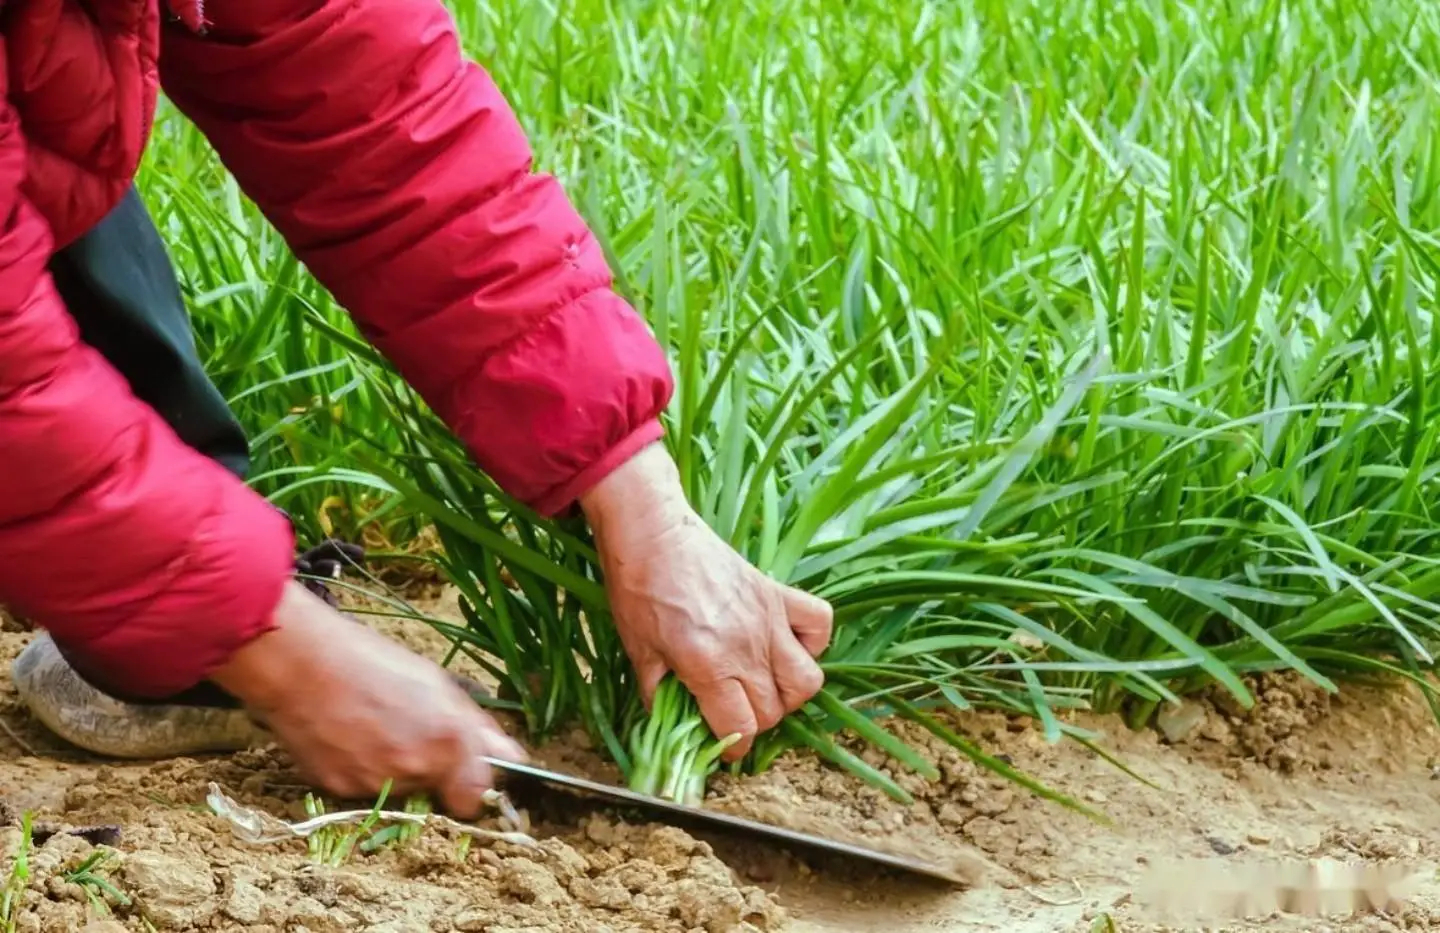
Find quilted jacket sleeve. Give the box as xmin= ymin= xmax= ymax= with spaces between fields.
xmin=160 ymin=0 xmax=674 ymax=516
xmin=0 ymin=44 xmax=294 ymax=699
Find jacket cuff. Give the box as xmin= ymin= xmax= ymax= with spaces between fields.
xmin=529 ymin=419 xmax=666 ymax=518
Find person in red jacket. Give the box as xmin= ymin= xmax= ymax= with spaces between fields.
xmin=1 ymin=0 xmax=833 ymax=817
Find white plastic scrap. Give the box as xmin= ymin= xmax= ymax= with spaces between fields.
xmin=204 ymin=782 xmax=540 ymax=850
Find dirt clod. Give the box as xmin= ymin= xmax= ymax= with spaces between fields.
xmin=499 ymin=857 xmax=570 ymax=906
xmin=1156 ymin=702 xmax=1206 ymax=744
xmin=123 ymin=850 xmax=218 ymax=929
xmin=221 ymin=868 xmax=267 ymax=924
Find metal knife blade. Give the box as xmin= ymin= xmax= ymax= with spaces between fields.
xmin=483 ymin=757 xmax=971 ymax=886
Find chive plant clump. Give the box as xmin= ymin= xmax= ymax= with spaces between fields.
xmin=148 ymin=0 xmax=1440 ymax=805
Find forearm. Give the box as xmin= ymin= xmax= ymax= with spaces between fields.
xmin=579 ymin=442 xmax=691 ymax=538
xmin=210 ymin=581 xmax=337 ymax=711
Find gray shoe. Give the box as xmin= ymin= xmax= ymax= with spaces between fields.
xmin=11 ymin=632 xmax=269 ymax=759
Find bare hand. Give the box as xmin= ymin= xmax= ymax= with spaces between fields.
xmin=213 ymin=582 xmax=525 ymax=817
xmin=582 ymin=444 xmax=834 ymax=760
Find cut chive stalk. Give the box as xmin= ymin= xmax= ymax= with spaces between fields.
xmin=626 ymin=677 xmax=740 ymax=804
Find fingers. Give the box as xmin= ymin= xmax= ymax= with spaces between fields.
xmin=437 ymin=748 xmax=494 ymax=820
xmin=435 ymin=711 xmax=526 ymax=818
xmin=783 ymin=586 xmax=834 ymax=658
xmin=770 ymin=623 xmax=826 ymax=713
xmin=690 ymin=678 xmax=758 ymax=762
xmin=742 ymin=673 xmax=786 ymax=737
xmin=438 ymin=694 xmax=526 ymax=818
xmin=680 ymin=583 xmax=829 ymax=763
xmin=614 ymin=619 xmax=668 ymax=711
xmin=474 ymin=717 xmax=528 ymax=764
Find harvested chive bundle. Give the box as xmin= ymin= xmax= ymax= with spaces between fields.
xmin=627 ymin=678 xmax=739 ymax=805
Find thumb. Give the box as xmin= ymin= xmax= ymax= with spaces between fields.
xmin=783 ymin=586 xmax=834 ymax=658
xmin=438 ymin=746 xmax=495 ymax=820
xmin=636 ymin=658 xmax=668 ymax=711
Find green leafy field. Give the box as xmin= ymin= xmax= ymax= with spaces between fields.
xmin=140 ymin=0 xmax=1440 ymax=804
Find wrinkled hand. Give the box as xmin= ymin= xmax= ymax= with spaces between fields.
xmin=582 ymin=444 xmax=834 ymax=760
xmin=212 ymin=582 xmax=526 ymax=817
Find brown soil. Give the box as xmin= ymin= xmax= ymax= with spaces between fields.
xmin=719 ymin=676 xmax=1440 ymax=933
xmin=1 ymin=590 xmax=1438 ymax=932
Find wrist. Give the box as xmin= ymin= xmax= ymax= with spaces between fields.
xmin=210 ymin=581 xmax=328 ymax=711
xmin=579 ymin=441 xmax=690 ymax=536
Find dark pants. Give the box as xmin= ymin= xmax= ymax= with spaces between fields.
xmin=48 ymin=187 xmax=250 ymax=480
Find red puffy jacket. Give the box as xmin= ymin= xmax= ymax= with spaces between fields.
xmin=0 ymin=0 xmax=673 ymax=697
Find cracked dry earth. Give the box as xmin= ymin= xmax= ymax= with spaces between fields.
xmin=0 ymin=599 xmax=1438 ymax=932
